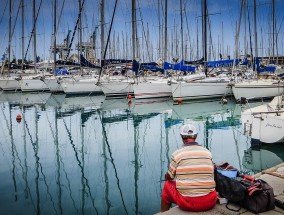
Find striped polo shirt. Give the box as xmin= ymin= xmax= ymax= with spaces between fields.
xmin=167 ymin=143 xmax=215 ymax=197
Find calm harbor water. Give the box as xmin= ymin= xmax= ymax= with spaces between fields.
xmin=1 ymin=92 xmax=284 ymax=215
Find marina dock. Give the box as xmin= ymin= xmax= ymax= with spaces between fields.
xmin=156 ymin=163 xmax=284 ymax=215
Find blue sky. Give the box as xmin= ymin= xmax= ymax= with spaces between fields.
xmin=1 ymin=0 xmax=284 ymax=62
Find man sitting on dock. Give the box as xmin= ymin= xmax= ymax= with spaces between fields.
xmin=161 ymin=124 xmax=217 ymax=212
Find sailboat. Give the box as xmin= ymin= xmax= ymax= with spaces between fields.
xmin=170 ymin=0 xmax=234 ymax=102
xmin=241 ymin=95 xmax=284 ymax=144
xmin=0 ymin=0 xmax=23 ymax=91
xmin=231 ymin=0 xmax=284 ymax=101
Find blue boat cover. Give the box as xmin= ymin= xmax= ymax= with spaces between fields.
xmin=256 ymin=57 xmax=276 ymax=73
xmin=163 ymin=60 xmax=196 ymax=72
xmin=55 ymin=68 xmax=69 ymax=75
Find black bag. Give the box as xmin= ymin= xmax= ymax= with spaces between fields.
xmin=215 ymin=162 xmax=275 ymax=213
xmin=214 ymin=163 xmax=246 ymax=202
xmin=241 ymin=179 xmax=275 ymax=213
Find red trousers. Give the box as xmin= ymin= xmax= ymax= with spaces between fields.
xmin=161 ymin=180 xmax=217 ymax=211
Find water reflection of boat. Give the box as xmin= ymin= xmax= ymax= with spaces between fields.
xmin=100 ymin=97 xmax=130 ymax=111
xmin=61 ymin=95 xmax=105 ymax=110
xmin=243 ymin=143 xmax=284 ymax=173
xmin=169 ymin=99 xmax=240 ymax=130
xmin=0 ymin=92 xmax=51 ymax=106
xmin=133 ymin=98 xmax=173 ymax=115
xmin=0 ymin=92 xmax=22 ymax=104
xmin=171 ymin=99 xmax=236 ymax=120
xmin=20 ymin=93 xmax=51 ymax=106
xmin=45 ymin=93 xmax=67 ymax=107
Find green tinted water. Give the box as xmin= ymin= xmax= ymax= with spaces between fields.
xmin=0 ymin=92 xmax=283 ymax=215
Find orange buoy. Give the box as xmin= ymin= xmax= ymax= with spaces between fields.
xmin=127 ymin=94 xmax=132 ymax=100
xmin=177 ymin=98 xmax=182 ymax=105
xmin=16 ymin=114 xmax=22 ymax=123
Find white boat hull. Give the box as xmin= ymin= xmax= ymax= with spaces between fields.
xmin=171 ymin=81 xmax=232 ymax=101
xmin=99 ymin=81 xmax=134 ymax=97
xmin=241 ymin=96 xmax=284 ymax=143
xmin=232 ymin=80 xmax=284 ymax=100
xmin=20 ymin=79 xmax=50 ymax=92
xmin=0 ymin=78 xmax=20 ymax=91
xmin=44 ymin=77 xmax=64 ymax=92
xmin=60 ymin=77 xmax=102 ymax=95
xmin=133 ymin=80 xmax=172 ymax=99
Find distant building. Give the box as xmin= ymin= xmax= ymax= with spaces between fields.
xmin=260 ymin=56 xmax=284 ymax=65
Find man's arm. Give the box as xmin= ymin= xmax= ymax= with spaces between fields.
xmin=164 ymin=172 xmax=174 ymax=181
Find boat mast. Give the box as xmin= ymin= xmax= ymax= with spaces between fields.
xmin=233 ymin=0 xmax=245 ymax=71
xmin=253 ymin=0 xmax=258 ymax=71
xmin=164 ymin=0 xmax=168 ymax=62
xmin=8 ymin=0 xmax=12 ymax=73
xmin=33 ymin=0 xmax=37 ymax=73
xmin=272 ymin=0 xmax=275 ymax=60
xmin=158 ymin=0 xmax=161 ymax=58
xmin=222 ymin=21 xmax=224 ymax=57
xmin=21 ymin=0 xmax=24 ymax=72
xmin=180 ymin=0 xmax=183 ymax=60
xmin=244 ymin=0 xmax=247 ymax=56
xmin=196 ymin=18 xmax=199 ymax=59
xmin=53 ymin=0 xmax=57 ymax=75
xmin=202 ymin=0 xmax=207 ymax=76
xmin=100 ymin=0 xmax=104 ymax=62
xmin=132 ymin=0 xmax=136 ymax=59
xmin=79 ymin=0 xmax=83 ymax=74
xmin=98 ymin=0 xmax=118 ymax=81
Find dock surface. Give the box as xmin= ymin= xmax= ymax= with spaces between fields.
xmin=156 ymin=163 xmax=284 ymax=215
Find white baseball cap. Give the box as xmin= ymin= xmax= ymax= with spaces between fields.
xmin=180 ymin=124 xmax=197 ymax=137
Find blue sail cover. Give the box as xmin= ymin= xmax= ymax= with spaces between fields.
xmin=141 ymin=65 xmax=164 ymax=73
xmin=55 ymin=68 xmax=69 ymax=75
xmin=164 ymin=60 xmax=196 ymax=72
xmin=256 ymin=57 xmax=276 ymax=73
xmin=140 ymin=62 xmax=164 ymax=73
xmin=207 ymin=59 xmax=241 ymax=68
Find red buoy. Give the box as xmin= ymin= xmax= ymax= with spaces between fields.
xmin=127 ymin=94 xmax=132 ymax=100
xmin=177 ymin=98 xmax=182 ymax=105
xmin=16 ymin=114 xmax=22 ymax=123
xmin=128 ymin=100 xmax=132 ymax=106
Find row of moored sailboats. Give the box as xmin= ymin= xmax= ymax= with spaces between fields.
xmin=1 ymin=65 xmax=284 ymax=102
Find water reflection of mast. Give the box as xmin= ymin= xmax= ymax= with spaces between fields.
xmin=55 ymin=107 xmax=63 ymax=215
xmin=49 ymin=95 xmax=78 ymax=212
xmin=8 ymin=104 xmax=18 ymax=201
xmin=133 ymin=120 xmax=141 ymax=215
xmin=34 ymin=106 xmax=41 ymax=214
xmin=48 ymin=106 xmax=77 ymax=212
xmin=101 ymin=111 xmax=111 ymax=215
xmin=80 ymin=109 xmax=86 ymax=215
xmin=24 ymin=106 xmax=57 ymax=214
xmin=4 ymin=103 xmax=32 ymax=202
xmin=98 ymin=110 xmax=128 ymax=215
xmin=61 ymin=112 xmax=98 ymax=214
xmin=22 ymin=108 xmax=30 ymax=199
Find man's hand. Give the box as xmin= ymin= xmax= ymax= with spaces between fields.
xmin=164 ymin=173 xmax=172 ymax=181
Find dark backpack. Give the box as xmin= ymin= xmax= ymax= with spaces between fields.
xmin=214 ymin=165 xmax=246 ymax=202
